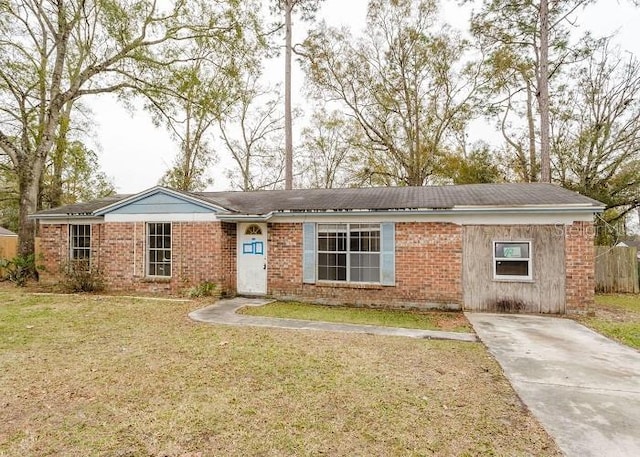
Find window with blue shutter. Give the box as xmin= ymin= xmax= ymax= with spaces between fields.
xmin=304 ymin=222 xmax=395 ymax=285
xmin=380 ymin=222 xmax=395 ymax=286
xmin=302 ymin=222 xmax=316 ymax=283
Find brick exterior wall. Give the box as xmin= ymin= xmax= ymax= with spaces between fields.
xmin=268 ymin=222 xmax=463 ymax=309
xmin=39 ymin=218 xmax=595 ymax=313
xmin=565 ymin=220 xmax=596 ymax=312
xmin=39 ymin=223 xmax=70 ymax=283
xmin=39 ymin=221 xmax=236 ymax=295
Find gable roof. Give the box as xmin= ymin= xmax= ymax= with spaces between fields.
xmin=198 ymin=183 xmax=603 ymax=214
xmin=93 ymin=186 xmax=228 ymax=216
xmin=0 ymin=226 xmax=17 ymax=236
xmin=31 ymin=183 xmax=604 ymax=219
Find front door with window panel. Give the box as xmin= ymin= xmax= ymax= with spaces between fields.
xmin=237 ymin=223 xmax=267 ymax=295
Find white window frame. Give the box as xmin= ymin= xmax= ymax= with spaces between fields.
xmin=317 ymin=223 xmax=381 ymax=283
xmin=147 ymin=222 xmax=172 ymax=278
xmin=69 ymin=224 xmax=91 ymax=262
xmin=493 ymin=240 xmax=532 ymax=281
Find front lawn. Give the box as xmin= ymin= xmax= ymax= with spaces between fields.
xmin=239 ymin=301 xmax=472 ymax=332
xmin=0 ymin=287 xmax=559 ymax=456
xmin=575 ymin=294 xmax=640 ymax=349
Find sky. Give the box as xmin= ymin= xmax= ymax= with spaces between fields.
xmin=86 ymin=0 xmax=640 ymax=195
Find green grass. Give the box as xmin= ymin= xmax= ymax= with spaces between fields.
xmin=595 ymin=294 xmax=640 ymax=313
xmin=239 ymin=301 xmax=473 ymax=333
xmin=0 ymin=286 xmax=559 ymax=456
xmin=577 ymin=294 xmax=640 ymax=349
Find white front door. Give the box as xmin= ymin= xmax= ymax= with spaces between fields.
xmin=237 ymin=223 xmax=268 ymax=295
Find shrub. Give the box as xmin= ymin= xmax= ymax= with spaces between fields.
xmin=186 ymin=281 xmax=219 ymax=298
xmin=0 ymin=254 xmax=39 ymax=287
xmin=60 ymin=260 xmax=104 ymax=293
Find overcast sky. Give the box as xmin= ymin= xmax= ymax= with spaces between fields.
xmin=85 ymin=0 xmax=640 ymax=194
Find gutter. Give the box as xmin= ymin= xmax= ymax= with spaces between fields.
xmin=215 ymin=204 xmax=604 ymax=222
xmin=31 ymin=203 xmax=605 ymax=222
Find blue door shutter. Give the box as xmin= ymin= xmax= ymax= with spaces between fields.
xmin=302 ymin=222 xmax=316 ymax=284
xmin=380 ymin=222 xmax=395 ymax=286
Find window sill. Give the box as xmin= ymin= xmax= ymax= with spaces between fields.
xmin=142 ymin=276 xmax=172 ymax=283
xmin=315 ymin=281 xmax=384 ymax=290
xmin=492 ymin=277 xmax=534 ymax=283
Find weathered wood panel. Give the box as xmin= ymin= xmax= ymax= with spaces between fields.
xmin=595 ymin=246 xmax=639 ymax=294
xmin=0 ymin=235 xmax=17 ymax=260
xmin=463 ymin=225 xmax=565 ymax=313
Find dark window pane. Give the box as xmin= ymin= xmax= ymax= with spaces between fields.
xmin=496 ymin=260 xmax=529 ymax=276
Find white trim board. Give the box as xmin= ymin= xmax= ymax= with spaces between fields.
xmin=104 ymin=213 xmax=220 ymax=222
xmin=268 ymin=211 xmax=596 ymax=226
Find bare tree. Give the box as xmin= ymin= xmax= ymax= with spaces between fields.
xmin=299 ymin=108 xmax=359 ymax=188
xmin=552 ymin=41 xmax=640 ymax=229
xmin=0 ymin=0 xmax=244 ymax=257
xmin=301 ymin=0 xmax=485 ymax=186
xmin=219 ymin=75 xmax=285 ymax=191
xmin=470 ymin=0 xmax=596 ymax=183
xmin=271 ymin=0 xmax=324 ymax=190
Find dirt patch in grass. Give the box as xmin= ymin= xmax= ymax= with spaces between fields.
xmin=239 ymin=301 xmax=473 ymax=333
xmin=572 ymin=294 xmax=640 ymax=349
xmin=0 ymin=285 xmax=559 ymax=456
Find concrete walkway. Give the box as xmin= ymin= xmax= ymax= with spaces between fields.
xmin=466 ymin=313 xmax=640 ymax=457
xmin=188 ymin=297 xmax=477 ymax=342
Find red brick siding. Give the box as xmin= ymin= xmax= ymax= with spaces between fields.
xmin=38 ymin=221 xmax=236 ymax=295
xmin=39 ymin=224 xmax=69 ymax=282
xmin=39 ymin=218 xmax=594 ymax=312
xmin=268 ymin=222 xmax=463 ymax=309
xmin=565 ymin=220 xmax=596 ymax=311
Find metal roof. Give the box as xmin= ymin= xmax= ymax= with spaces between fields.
xmin=32 ymin=183 xmax=604 ymax=218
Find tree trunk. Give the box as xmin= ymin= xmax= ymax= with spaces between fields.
xmin=538 ymin=0 xmax=551 ymax=182
xmin=17 ymin=164 xmax=40 ymax=257
xmin=526 ymin=79 xmax=537 ymax=182
xmin=48 ymin=103 xmax=73 ymax=207
xmin=284 ymin=0 xmax=293 ymax=190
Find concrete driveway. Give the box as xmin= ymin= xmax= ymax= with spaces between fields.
xmin=466 ymin=313 xmax=640 ymax=457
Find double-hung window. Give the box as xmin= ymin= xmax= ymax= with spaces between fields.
xmin=70 ymin=224 xmax=91 ymax=261
xmin=317 ymin=223 xmax=380 ymax=283
xmin=147 ymin=223 xmax=171 ymax=277
xmin=493 ymin=241 xmax=532 ymax=280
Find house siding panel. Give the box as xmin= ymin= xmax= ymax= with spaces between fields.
xmin=462 ymin=225 xmax=566 ymax=313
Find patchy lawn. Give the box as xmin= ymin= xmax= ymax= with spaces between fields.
xmin=239 ymin=301 xmax=473 ymax=333
xmin=0 ymin=287 xmax=560 ymax=456
xmin=573 ymin=294 xmax=640 ymax=350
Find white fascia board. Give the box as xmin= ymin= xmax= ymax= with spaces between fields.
xmin=216 ymin=213 xmax=272 ymax=222
xmin=104 ymin=213 xmax=220 ymax=222
xmin=37 ymin=216 xmax=104 ymax=224
xmin=453 ymin=204 xmax=606 ymax=212
xmin=268 ymin=210 xmax=597 ymax=225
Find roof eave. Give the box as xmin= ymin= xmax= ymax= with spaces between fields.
xmin=265 ymin=205 xmax=605 ymax=217
xmin=216 ymin=213 xmax=273 ymax=222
